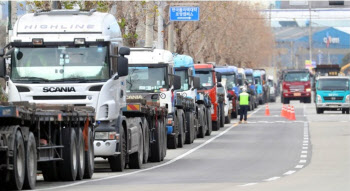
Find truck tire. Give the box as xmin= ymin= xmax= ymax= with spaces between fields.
xmin=23 ymin=132 xmax=37 ymax=190
xmin=109 ymin=128 xmax=126 ymax=171
xmin=8 ymin=129 xmax=25 ymax=190
xmin=220 ymin=103 xmax=225 ymax=127
xmin=305 ymin=97 xmax=311 ymax=103
xmin=316 ymin=108 xmax=324 ymax=114
xmin=225 ymin=110 xmax=231 ymax=124
xmin=76 ymin=129 xmax=85 ymax=180
xmin=206 ymin=107 xmax=213 ymax=136
xmin=185 ymin=112 xmax=195 ymax=144
xmin=143 ymin=121 xmax=150 ymax=163
xmin=42 ymin=129 xmax=60 ymax=181
xmin=150 ymin=119 xmax=162 ymax=162
xmin=84 ymin=128 xmax=94 ymax=179
xmin=160 ymin=119 xmax=167 ymax=161
xmin=212 ymin=106 xmax=220 ymax=131
xmin=59 ymin=128 xmax=78 ymax=181
xmin=129 ymin=130 xmax=143 ymax=169
xmin=197 ymin=105 xmax=206 ymax=138
xmin=283 ymin=98 xmax=290 ymax=104
xmin=347 ymin=109 xmax=350 ymax=114
xmin=177 ymin=111 xmax=185 ymax=148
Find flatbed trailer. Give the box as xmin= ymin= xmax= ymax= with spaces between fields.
xmin=0 ymin=102 xmax=95 ymax=190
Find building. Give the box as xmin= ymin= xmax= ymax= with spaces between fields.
xmin=276 ymin=1 xmax=350 ymax=9
xmin=274 ymin=27 xmax=350 ymax=69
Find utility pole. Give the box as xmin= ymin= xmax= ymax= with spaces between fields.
xmin=7 ymin=1 xmax=16 ymax=44
xmin=168 ymin=22 xmax=174 ymax=52
xmin=308 ymin=1 xmax=312 ymax=64
xmin=157 ymin=1 xmax=165 ymax=49
xmin=51 ymin=1 xmax=60 ymax=9
xmin=145 ymin=1 xmax=154 ymax=48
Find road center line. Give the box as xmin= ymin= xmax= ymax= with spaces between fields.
xmin=264 ymin=177 xmax=281 ymax=181
xmin=34 ymin=106 xmax=262 ymax=191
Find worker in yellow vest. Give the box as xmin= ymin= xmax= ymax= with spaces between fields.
xmin=239 ymin=87 xmax=250 ymax=124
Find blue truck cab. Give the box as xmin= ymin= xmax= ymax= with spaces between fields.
xmin=245 ymin=68 xmax=258 ymax=109
xmin=253 ymin=70 xmax=264 ymax=104
xmin=315 ymin=76 xmax=350 ymax=114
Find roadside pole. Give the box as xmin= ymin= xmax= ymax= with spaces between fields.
xmin=157 ymin=1 xmax=165 ymax=49
xmin=145 ymin=1 xmax=153 ymax=48
xmin=168 ymin=22 xmax=174 ymax=52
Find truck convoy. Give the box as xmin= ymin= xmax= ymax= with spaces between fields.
xmin=315 ymin=76 xmax=350 ymax=114
xmin=174 ymin=54 xmax=212 ymax=140
xmin=281 ymin=70 xmax=312 ymax=104
xmin=195 ymin=63 xmax=224 ymax=130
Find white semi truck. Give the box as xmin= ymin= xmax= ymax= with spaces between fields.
xmin=0 ymin=9 xmax=153 ymax=189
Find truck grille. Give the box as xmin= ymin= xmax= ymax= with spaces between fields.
xmin=324 ymin=96 xmax=343 ymax=101
xmin=289 ymin=85 xmax=304 ymax=92
xmin=33 ymin=96 xmax=87 ymax=100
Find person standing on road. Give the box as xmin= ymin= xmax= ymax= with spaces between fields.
xmin=239 ymin=87 xmax=250 ymax=124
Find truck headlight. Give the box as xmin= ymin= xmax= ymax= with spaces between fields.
xmin=346 ymin=95 xmax=350 ymax=103
xmin=306 ymin=88 xmax=311 ymax=92
xmin=95 ymin=132 xmax=118 ymax=140
xmin=317 ymin=95 xmax=322 ymax=103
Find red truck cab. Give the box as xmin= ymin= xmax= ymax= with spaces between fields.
xmin=194 ymin=63 xmax=223 ymax=130
xmin=281 ymin=70 xmax=312 ymax=104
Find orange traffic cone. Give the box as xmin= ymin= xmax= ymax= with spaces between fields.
xmin=286 ymin=105 xmax=291 ymax=119
xmin=290 ymin=106 xmax=296 ymax=120
xmin=281 ymin=105 xmax=286 ymax=117
xmin=265 ymin=104 xmax=270 ymax=116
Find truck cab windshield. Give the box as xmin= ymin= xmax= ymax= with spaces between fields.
xmin=246 ymin=75 xmax=253 ymax=84
xmin=195 ymin=71 xmax=214 ymax=90
xmin=254 ymin=77 xmax=261 ymax=85
xmin=127 ymin=66 xmax=168 ymax=92
xmin=10 ymin=46 xmax=109 ymax=83
xmin=175 ymin=70 xmax=190 ymax=91
xmin=284 ymin=72 xmax=310 ymax=82
xmin=238 ymin=74 xmax=243 ymax=86
xmin=317 ymin=79 xmax=349 ymax=91
xmin=222 ymin=74 xmax=236 ymax=90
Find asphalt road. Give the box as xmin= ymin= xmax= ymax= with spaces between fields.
xmin=34 ymin=99 xmax=350 ymax=191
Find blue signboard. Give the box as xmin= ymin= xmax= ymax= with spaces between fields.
xmin=169 ymin=6 xmax=200 ymax=21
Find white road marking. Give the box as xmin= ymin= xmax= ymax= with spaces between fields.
xmin=34 ymin=107 xmax=263 ymax=191
xmin=300 ymin=155 xmax=307 ymax=158
xmin=299 ymin=160 xmax=307 ymax=163
xmin=240 ymin=183 xmax=258 ymax=187
xmin=301 ymin=150 xmax=308 ymax=154
xmin=303 ymin=143 xmax=308 ymax=146
xmin=283 ymin=170 xmax=296 ymax=175
xmin=295 ymin=165 xmax=304 ymax=169
xmin=264 ymin=177 xmax=281 ymax=181
xmin=302 ymin=147 xmax=308 ymax=150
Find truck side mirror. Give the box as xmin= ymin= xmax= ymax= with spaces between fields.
xmin=0 ymin=58 xmax=6 ymax=78
xmin=0 ymin=48 xmax=4 ymax=57
xmin=116 ymin=56 xmax=128 ymax=77
xmin=173 ymin=75 xmax=181 ymax=90
xmin=119 ymin=47 xmax=130 ymax=56
xmin=193 ymin=77 xmax=200 ymax=89
xmin=216 ymin=73 xmax=222 ymax=83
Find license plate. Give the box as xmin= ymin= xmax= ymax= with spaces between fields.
xmin=294 ymin=93 xmax=301 ymax=96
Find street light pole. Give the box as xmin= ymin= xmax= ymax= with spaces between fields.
xmin=308 ymin=2 xmax=312 ymax=64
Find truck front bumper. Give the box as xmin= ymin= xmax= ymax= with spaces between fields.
xmin=316 ymin=103 xmax=350 ymax=109
xmin=283 ymin=92 xmax=311 ymax=98
xmin=94 ymin=140 xmax=120 ymax=157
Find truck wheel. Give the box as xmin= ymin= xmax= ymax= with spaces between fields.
xmin=76 ymin=129 xmax=85 ymax=180
xmin=177 ymin=111 xmax=185 ymax=148
xmin=197 ymin=106 xmax=206 ymax=138
xmin=143 ymin=121 xmax=150 ymax=163
xmin=316 ymin=108 xmax=324 ymax=114
xmin=59 ymin=128 xmax=78 ymax=181
xmin=109 ymin=128 xmax=126 ymax=171
xmin=129 ymin=130 xmax=143 ymax=169
xmin=225 ymin=110 xmax=231 ymax=124
xmin=305 ymin=97 xmax=311 ymax=103
xmin=84 ymin=128 xmax=94 ymax=179
xmin=150 ymin=120 xmax=162 ymax=162
xmin=220 ymin=104 xmax=225 ymax=128
xmin=23 ymin=132 xmax=37 ymax=190
xmin=346 ymin=109 xmax=350 ymax=114
xmin=206 ymin=107 xmax=213 ymax=136
xmin=8 ymin=129 xmax=25 ymax=190
xmin=161 ymin=119 xmax=167 ymax=161
xmin=185 ymin=112 xmax=194 ymax=144
xmin=283 ymin=98 xmax=290 ymax=104
xmin=42 ymin=129 xmax=60 ymax=181
xmin=212 ymin=106 xmax=220 ymax=131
